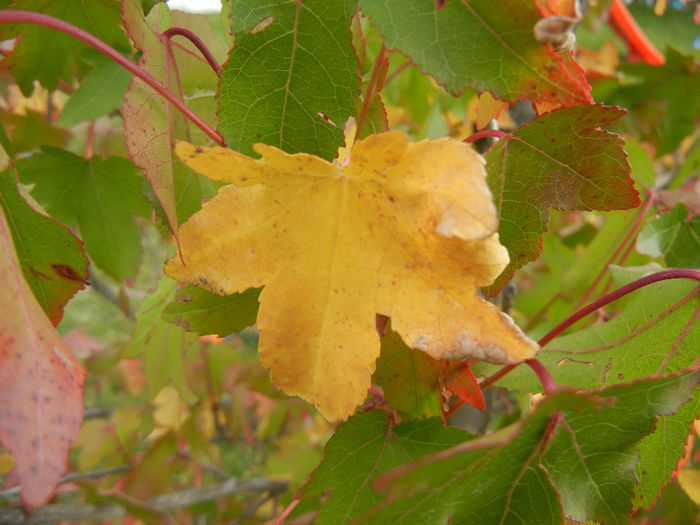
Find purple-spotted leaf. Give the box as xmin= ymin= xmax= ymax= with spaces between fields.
xmin=0 ymin=202 xmax=86 ymax=508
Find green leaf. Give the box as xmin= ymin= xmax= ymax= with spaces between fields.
xmin=219 ymin=0 xmax=360 ymax=160
xmin=637 ymin=204 xmax=700 ymax=269
xmin=163 ymin=284 xmax=260 ymax=337
xmin=609 ymin=48 xmax=700 ymax=156
xmin=487 ymin=279 xmax=699 ymax=392
xmin=122 ymin=277 xmax=198 ymax=405
xmin=172 ymin=157 xmax=221 ymax=224
xmin=372 ymin=323 xmax=442 ymax=421
xmin=542 ymin=371 xmax=700 ymax=525
xmin=122 ymin=0 xmax=228 ymax=235
xmin=483 ymin=272 xmax=700 ymax=516
xmin=358 ymin=0 xmax=591 ymax=106
xmin=0 ymin=0 xmax=130 ymax=95
xmin=360 ymin=392 xmax=600 ymax=524
xmin=58 ymin=61 xmax=133 ymax=127
xmin=634 ymin=389 xmax=700 ymax=510
xmin=299 ymin=411 xmax=469 ymax=525
xmin=15 ymin=146 xmax=149 ymax=281
xmin=625 ymin=135 xmax=656 ymax=190
xmin=0 ymin=170 xmax=87 ymax=324
xmin=483 ymin=104 xmax=639 ymax=294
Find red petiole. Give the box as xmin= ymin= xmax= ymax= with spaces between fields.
xmin=480 ymin=269 xmax=700 ymax=391
xmin=0 ymin=10 xmax=225 ymax=146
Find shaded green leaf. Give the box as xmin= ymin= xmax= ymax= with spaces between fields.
xmin=219 ymin=0 xmax=360 ymax=160
xmin=543 ymin=371 xmax=700 ymax=525
xmin=483 ymin=104 xmax=639 ymax=294
xmin=359 ymin=0 xmax=590 ymax=106
xmin=300 ymin=411 xmax=469 ymax=525
xmin=122 ymin=277 xmax=198 ymax=405
xmin=0 ymin=0 xmax=130 ymax=95
xmin=16 ymin=146 xmax=149 ymax=281
xmin=59 ymin=61 xmax=133 ymax=126
xmin=372 ymin=323 xmax=442 ymax=421
xmin=163 ymin=284 xmax=260 ymax=337
xmin=360 ymin=392 xmax=600 ymax=524
xmin=637 ymin=204 xmax=700 ymax=269
xmin=0 ymin=170 xmax=87 ymax=324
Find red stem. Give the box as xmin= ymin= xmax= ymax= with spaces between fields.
xmin=0 ymin=10 xmax=225 ymax=146
xmin=464 ymin=129 xmax=509 ymax=144
xmin=354 ymin=44 xmax=388 ymax=143
xmin=162 ymin=26 xmax=220 ymax=73
xmin=571 ymin=190 xmax=653 ymax=313
xmin=272 ymin=498 xmax=299 ymax=525
xmin=480 ymin=269 xmax=700 ymax=390
xmin=526 ymin=359 xmax=557 ymax=394
xmin=539 ymin=269 xmax=700 ymax=346
xmin=608 ymin=0 xmax=665 ymax=65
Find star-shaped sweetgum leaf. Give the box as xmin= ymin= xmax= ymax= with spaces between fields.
xmin=165 ymin=132 xmax=538 ymax=421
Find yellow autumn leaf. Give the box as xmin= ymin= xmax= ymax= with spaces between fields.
xmin=166 ymin=131 xmax=538 ymax=421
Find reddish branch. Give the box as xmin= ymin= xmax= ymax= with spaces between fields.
xmin=354 ymin=44 xmax=388 ymax=143
xmin=0 ymin=10 xmax=225 ymax=146
xmin=480 ymin=269 xmax=700 ymax=390
xmin=572 ymin=189 xmax=654 ymax=313
xmin=608 ymin=0 xmax=665 ymax=65
xmin=162 ymin=27 xmax=221 ymax=73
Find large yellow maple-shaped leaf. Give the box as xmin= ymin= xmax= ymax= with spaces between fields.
xmin=166 ymin=132 xmax=538 ymax=421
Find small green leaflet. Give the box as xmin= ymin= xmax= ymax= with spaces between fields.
xmin=59 ymin=61 xmax=133 ymax=127
xmin=219 ymin=0 xmax=360 ymax=160
xmin=15 ymin=146 xmax=150 ymax=281
xmin=163 ymin=284 xmax=260 ymax=337
xmin=372 ymin=323 xmax=443 ymax=421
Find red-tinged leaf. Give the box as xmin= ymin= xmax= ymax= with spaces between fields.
xmin=436 ymin=360 xmax=485 ymax=414
xmin=359 ymin=0 xmax=591 ymax=108
xmin=122 ymin=0 xmax=226 ymax=235
xmin=481 ymin=104 xmax=639 ymax=294
xmin=0 ymin=170 xmax=88 ymax=325
xmin=0 ymin=205 xmax=86 ymax=508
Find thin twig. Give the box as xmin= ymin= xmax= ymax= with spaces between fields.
xmin=162 ymin=27 xmax=220 ymax=73
xmin=0 ymin=477 xmax=288 ymax=524
xmin=0 ymin=10 xmax=225 ymax=146
xmin=354 ymin=44 xmax=388 ymax=143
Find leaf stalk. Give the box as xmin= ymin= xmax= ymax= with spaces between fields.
xmin=0 ymin=10 xmax=226 ymax=146
xmin=480 ymin=269 xmax=700 ymax=390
